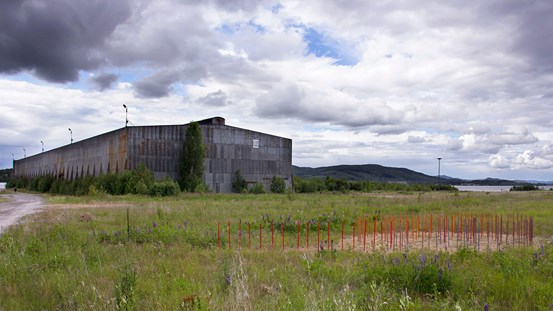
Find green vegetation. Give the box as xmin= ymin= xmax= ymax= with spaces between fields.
xmin=6 ymin=164 xmax=180 ymax=197
xmin=1 ymin=191 xmax=553 ymax=309
xmin=231 ymin=170 xmax=247 ymax=193
xmin=510 ymin=184 xmax=541 ymax=191
xmin=179 ymin=122 xmax=206 ymax=192
xmin=293 ymin=176 xmax=458 ymax=193
xmin=270 ymin=176 xmax=286 ymax=193
xmin=0 ymin=168 xmax=13 ymax=182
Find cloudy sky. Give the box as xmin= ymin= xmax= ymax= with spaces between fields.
xmin=1 ymin=0 xmax=553 ymax=181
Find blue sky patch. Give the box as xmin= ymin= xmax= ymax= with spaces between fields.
xmin=302 ymin=27 xmax=359 ymax=66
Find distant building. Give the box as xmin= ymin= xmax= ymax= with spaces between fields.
xmin=13 ymin=117 xmax=292 ymax=193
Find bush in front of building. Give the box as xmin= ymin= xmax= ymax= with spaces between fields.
xmin=150 ymin=180 xmax=181 ymax=196
xmin=232 ymin=170 xmax=247 ymax=193
xmin=7 ymin=164 xmax=180 ymax=197
xmin=270 ymin=176 xmax=286 ymax=193
xmin=250 ymin=183 xmax=265 ymax=194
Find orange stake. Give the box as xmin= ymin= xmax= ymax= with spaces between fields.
xmin=328 ymin=221 xmax=331 ymax=250
xmin=228 ymin=221 xmax=231 ymax=249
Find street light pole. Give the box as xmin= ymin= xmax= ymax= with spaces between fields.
xmin=437 ymin=157 xmax=442 ymax=188
xmin=68 ymin=128 xmax=73 ymax=144
xmin=23 ymin=148 xmax=26 ymax=158
xmin=123 ymin=104 xmax=128 ymax=127
xmin=41 ymin=141 xmax=44 ymax=152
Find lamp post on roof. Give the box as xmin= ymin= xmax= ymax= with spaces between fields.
xmin=41 ymin=141 xmax=44 ymax=152
xmin=437 ymin=157 xmax=442 ymax=189
xmin=11 ymin=153 xmax=14 ymax=160
xmin=23 ymin=148 xmax=26 ymax=158
xmin=68 ymin=128 xmax=73 ymax=144
xmin=123 ymin=104 xmax=128 ymax=127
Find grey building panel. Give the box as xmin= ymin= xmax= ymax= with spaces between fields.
xmin=13 ymin=117 xmax=292 ymax=193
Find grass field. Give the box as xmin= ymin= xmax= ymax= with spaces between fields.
xmin=1 ymin=191 xmax=552 ymax=310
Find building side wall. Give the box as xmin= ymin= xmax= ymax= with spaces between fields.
xmin=126 ymin=125 xmax=184 ymax=180
xmin=203 ymin=125 xmax=292 ymax=193
xmin=13 ymin=122 xmax=292 ymax=193
xmin=14 ymin=129 xmax=128 ymax=180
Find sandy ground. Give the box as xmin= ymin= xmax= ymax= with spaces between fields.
xmin=0 ymin=192 xmax=44 ymax=234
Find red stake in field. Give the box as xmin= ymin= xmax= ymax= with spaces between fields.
xmin=328 ymin=221 xmax=331 ymax=250
xmin=228 ymin=221 xmax=231 ymax=249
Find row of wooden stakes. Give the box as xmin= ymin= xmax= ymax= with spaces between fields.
xmin=217 ymin=214 xmax=534 ymax=252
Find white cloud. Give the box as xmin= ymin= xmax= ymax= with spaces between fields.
xmin=1 ymin=0 xmax=553 ymax=181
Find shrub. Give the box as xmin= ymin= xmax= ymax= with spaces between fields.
xmin=232 ymin=170 xmax=247 ymax=193
xmin=37 ymin=175 xmax=54 ymax=193
xmin=150 ymin=180 xmax=180 ymax=196
xmin=250 ymin=182 xmax=265 ymax=194
xmin=510 ymin=184 xmax=540 ymax=191
xmin=270 ymin=175 xmax=286 ymax=193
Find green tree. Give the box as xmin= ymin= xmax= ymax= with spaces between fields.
xmin=179 ymin=122 xmax=206 ymax=191
xmin=232 ymin=170 xmax=247 ymax=193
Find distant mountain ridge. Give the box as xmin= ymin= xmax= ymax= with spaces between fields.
xmin=292 ymin=164 xmax=540 ymax=185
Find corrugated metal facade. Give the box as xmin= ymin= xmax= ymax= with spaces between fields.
xmin=13 ymin=117 xmax=292 ymax=193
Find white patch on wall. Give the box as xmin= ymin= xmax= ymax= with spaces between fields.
xmin=253 ymin=139 xmax=259 ymax=149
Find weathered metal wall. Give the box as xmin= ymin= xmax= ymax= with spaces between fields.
xmin=126 ymin=125 xmax=184 ymax=180
xmin=13 ymin=118 xmax=292 ymax=193
xmin=14 ymin=129 xmax=128 ymax=180
xmin=203 ymin=125 xmax=292 ymax=192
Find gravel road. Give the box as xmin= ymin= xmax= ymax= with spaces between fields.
xmin=0 ymin=192 xmax=43 ymax=234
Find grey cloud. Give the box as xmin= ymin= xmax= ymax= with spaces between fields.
xmin=133 ymin=75 xmax=175 ymax=98
xmin=0 ymin=0 xmax=130 ymax=82
xmin=197 ymin=90 xmax=231 ymax=107
xmin=254 ymin=83 xmax=404 ymax=130
xmin=408 ymin=136 xmax=426 ymax=143
xmin=89 ymin=73 xmax=118 ymax=91
xmin=488 ymin=130 xmax=538 ymax=145
xmin=133 ymin=66 xmax=206 ymax=98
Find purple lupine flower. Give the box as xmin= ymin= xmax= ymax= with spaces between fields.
xmin=484 ymin=303 xmax=489 ymax=311
xmin=447 ymin=259 xmax=452 ymax=272
xmin=403 ymin=252 xmax=408 ymax=263
xmin=152 ymin=221 xmax=157 ymax=228
xmin=225 ymin=273 xmax=231 ymax=285
xmin=418 ymin=254 xmax=427 ymax=267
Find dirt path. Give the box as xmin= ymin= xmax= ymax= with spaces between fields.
xmin=0 ymin=192 xmax=44 ymax=234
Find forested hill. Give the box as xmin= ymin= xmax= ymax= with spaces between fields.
xmin=293 ymin=164 xmax=438 ymax=183
xmin=292 ymin=164 xmax=520 ymax=185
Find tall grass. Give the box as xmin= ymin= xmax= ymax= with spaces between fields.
xmin=1 ymin=191 xmax=552 ymax=309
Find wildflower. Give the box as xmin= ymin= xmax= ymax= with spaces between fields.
xmin=418 ymin=254 xmax=427 ymax=267
xmin=484 ymin=303 xmax=489 ymax=311
xmin=152 ymin=221 xmax=157 ymax=228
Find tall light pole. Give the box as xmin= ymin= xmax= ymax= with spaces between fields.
xmin=123 ymin=104 xmax=128 ymax=127
xmin=11 ymin=153 xmax=14 ymax=160
xmin=437 ymin=157 xmax=442 ymax=188
xmin=68 ymin=128 xmax=73 ymax=144
xmin=41 ymin=141 xmax=44 ymax=152
xmin=23 ymin=148 xmax=26 ymax=158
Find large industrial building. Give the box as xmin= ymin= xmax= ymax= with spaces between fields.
xmin=13 ymin=117 xmax=292 ymax=193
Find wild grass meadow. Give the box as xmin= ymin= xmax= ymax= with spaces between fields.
xmin=1 ymin=191 xmax=552 ymax=310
